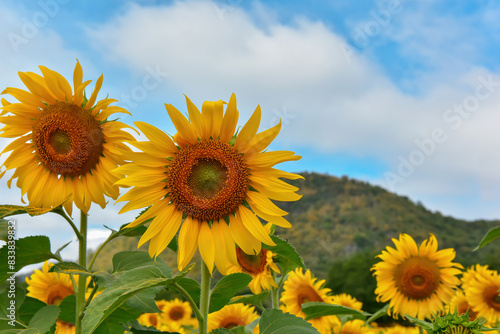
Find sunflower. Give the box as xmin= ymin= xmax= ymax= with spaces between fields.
xmin=280 ymin=268 xmax=337 ymax=333
xmin=226 ymin=246 xmax=280 ymax=294
xmin=0 ymin=61 xmax=133 ymax=215
xmin=207 ymin=303 xmax=259 ymax=332
xmin=465 ymin=267 xmax=500 ymax=324
xmin=115 ymin=94 xmax=302 ymax=273
xmin=335 ymin=319 xmax=370 ymax=334
xmin=161 ymin=298 xmax=196 ymax=326
xmin=331 ymin=293 xmax=363 ymax=311
xmin=55 ymin=320 xmax=75 ymax=334
xmin=371 ymin=234 xmax=462 ymax=319
xmin=381 ymin=324 xmax=420 ymax=334
xmin=461 ymin=264 xmax=494 ymax=291
xmin=137 ymin=312 xmax=164 ymax=328
xmin=25 ymin=261 xmax=76 ymax=305
xmin=447 ymin=290 xmax=478 ymax=321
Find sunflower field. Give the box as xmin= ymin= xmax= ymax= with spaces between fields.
xmin=1 ymin=61 xmax=500 ymax=334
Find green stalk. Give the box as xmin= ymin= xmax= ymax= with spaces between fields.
xmin=199 ymin=261 xmax=211 ymax=334
xmin=271 ymin=285 xmax=280 ymax=309
xmin=75 ymin=210 xmax=88 ymax=334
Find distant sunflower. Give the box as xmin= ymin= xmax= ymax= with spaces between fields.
xmin=331 ymin=293 xmax=363 ymax=311
xmin=115 ymin=94 xmax=302 ymax=273
xmin=371 ymin=234 xmax=462 ymax=319
xmin=382 ymin=324 xmax=420 ymax=334
xmin=208 ymin=303 xmax=259 ymax=332
xmin=447 ymin=290 xmax=478 ymax=321
xmin=137 ymin=312 xmax=164 ymax=328
xmin=55 ymin=320 xmax=75 ymax=334
xmin=0 ymin=61 xmax=133 ymax=214
xmin=161 ymin=298 xmax=195 ymax=326
xmin=280 ymin=268 xmax=337 ymax=333
xmin=336 ymin=319 xmax=369 ymax=334
xmin=25 ymin=261 xmax=75 ymax=305
xmin=226 ymin=246 xmax=280 ymax=293
xmin=461 ymin=264 xmax=493 ymax=291
xmin=465 ymin=268 xmax=500 ymax=324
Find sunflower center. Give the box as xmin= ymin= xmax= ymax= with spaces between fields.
xmin=297 ymin=286 xmax=323 ymax=306
xmin=169 ymin=306 xmax=185 ymax=321
xmin=394 ymin=256 xmax=440 ymax=300
xmin=33 ymin=102 xmax=104 ymax=177
xmin=484 ymin=285 xmax=500 ymax=311
xmin=46 ymin=286 xmax=74 ymax=305
xmin=236 ymin=247 xmax=267 ymax=274
xmin=221 ymin=317 xmax=245 ymax=329
xmin=148 ymin=314 xmax=158 ymax=326
xmin=167 ymin=139 xmax=249 ymax=221
xmin=457 ymin=301 xmax=478 ymax=321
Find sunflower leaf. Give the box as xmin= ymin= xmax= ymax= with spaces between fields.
xmin=364 ymin=304 xmax=389 ymax=324
xmin=125 ymin=320 xmax=179 ymax=333
xmin=209 ymin=273 xmax=252 ymax=313
xmin=175 ymin=278 xmax=201 ymax=308
xmin=58 ymin=295 xmax=76 ymax=324
xmin=0 ymin=286 xmax=27 ymax=329
xmin=264 ymin=235 xmax=304 ymax=276
xmin=125 ymin=287 xmax=162 ymax=313
xmin=93 ymin=304 xmax=141 ymax=334
xmin=474 ymin=226 xmax=500 ymax=250
xmin=228 ymin=292 xmax=269 ymax=310
xmin=48 ymin=261 xmax=93 ymax=277
xmin=0 ymin=219 xmax=10 ymax=242
xmin=302 ymin=302 xmax=370 ymax=321
xmin=259 ymin=309 xmax=320 ymax=334
xmin=405 ymin=315 xmax=434 ymax=330
xmin=82 ymin=264 xmax=194 ymax=334
xmin=0 ymin=195 xmax=71 ymax=219
xmin=0 ymin=235 xmax=61 ymax=284
xmin=112 ymin=251 xmax=172 ymax=278
xmin=26 ymin=305 xmax=59 ymax=334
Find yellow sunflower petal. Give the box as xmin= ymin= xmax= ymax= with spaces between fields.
xmin=177 ymin=216 xmax=200 ymax=271
xmin=198 ymin=222 xmax=216 ymax=275
xmin=219 ymin=93 xmax=239 ymax=143
xmin=234 ymin=105 xmax=261 ymax=147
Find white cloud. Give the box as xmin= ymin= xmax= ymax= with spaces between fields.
xmin=85 ymin=1 xmax=500 ymax=220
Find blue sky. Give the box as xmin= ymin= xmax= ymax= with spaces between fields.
xmin=1 ymin=0 xmax=500 ymax=260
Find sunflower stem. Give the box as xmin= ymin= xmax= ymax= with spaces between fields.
xmin=199 ymin=261 xmax=211 ymax=334
xmin=75 ymin=210 xmax=88 ymax=334
xmin=173 ymin=282 xmax=204 ymax=323
xmin=54 ymin=207 xmax=83 ymax=241
xmin=271 ymin=285 xmax=280 ymax=309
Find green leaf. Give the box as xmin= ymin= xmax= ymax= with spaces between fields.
xmin=117 ymin=223 xmax=147 ymax=237
xmin=54 ymin=241 xmax=71 ymax=258
xmin=209 ymin=273 xmax=252 ymax=313
xmin=49 ymin=262 xmax=93 ymax=277
xmin=126 ymin=320 xmax=178 ymax=333
xmin=302 ymin=302 xmax=370 ymax=320
xmin=93 ymin=304 xmax=141 ymax=334
xmin=264 ymin=236 xmax=304 ymax=276
xmin=0 ymin=219 xmax=10 ymax=242
xmin=125 ymin=287 xmax=162 ymax=313
xmin=57 ymin=295 xmax=76 ymax=324
xmin=365 ymin=304 xmax=389 ymax=324
xmin=175 ymin=278 xmax=200 ymax=308
xmin=27 ymin=305 xmax=59 ymax=333
xmin=0 ymin=286 xmax=26 ymax=329
xmin=259 ymin=309 xmax=319 ymax=334
xmin=112 ymin=251 xmax=172 ymax=278
xmin=228 ymin=292 xmax=269 ymax=310
xmin=0 ymin=236 xmax=60 ymax=284
xmin=405 ymin=315 xmax=434 ymax=331
xmin=0 ymin=195 xmax=71 ymax=218
xmin=18 ymin=297 xmax=46 ymax=326
xmin=82 ymin=264 xmax=194 ymax=334
xmin=209 ymin=329 xmax=233 ymax=334
xmin=474 ymin=226 xmax=500 ymax=250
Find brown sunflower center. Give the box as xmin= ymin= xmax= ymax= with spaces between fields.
xmin=220 ymin=317 xmax=245 ymax=329
xmin=457 ymin=301 xmax=478 ymax=321
xmin=46 ymin=286 xmax=74 ymax=305
xmin=394 ymin=256 xmax=440 ymax=300
xmin=297 ymin=286 xmax=323 ymax=306
xmin=33 ymin=102 xmax=104 ymax=177
xmin=167 ymin=139 xmax=249 ymax=221
xmin=168 ymin=306 xmax=185 ymax=321
xmin=148 ymin=314 xmax=158 ymax=326
xmin=484 ymin=285 xmax=500 ymax=311
xmin=236 ymin=247 xmax=267 ymax=274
